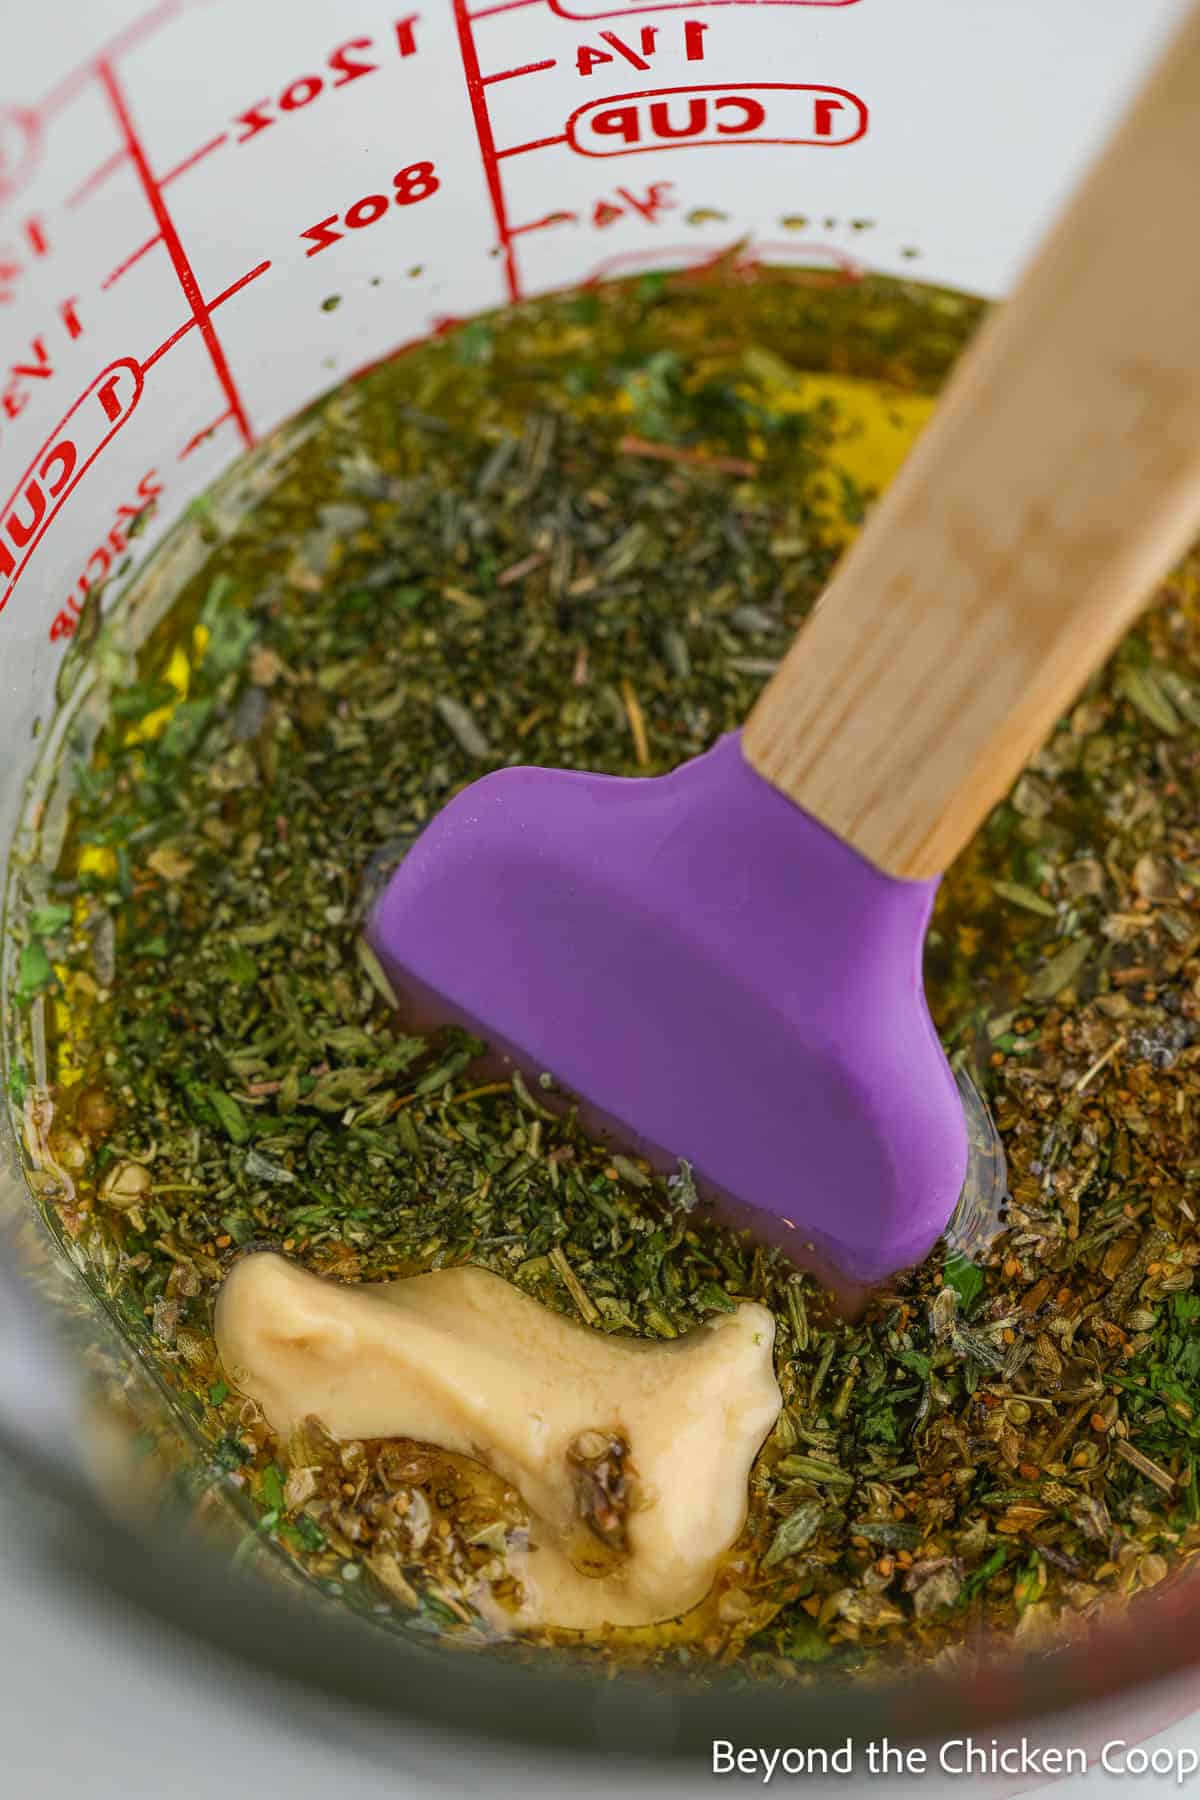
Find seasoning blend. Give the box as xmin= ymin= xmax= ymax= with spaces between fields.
xmin=8 ymin=265 xmax=1200 ymax=1677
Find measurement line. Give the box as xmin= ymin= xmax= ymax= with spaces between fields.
xmin=581 ymin=240 xmax=741 ymax=286
xmin=36 ymin=0 xmax=183 ymax=122
xmin=496 ymin=134 xmax=567 ymax=158
xmin=751 ymin=238 xmax=862 ymax=280
xmin=179 ymin=408 xmax=234 ymax=459
xmin=509 ymin=211 xmax=577 ymax=236
xmin=98 ymin=57 xmax=255 ymax=449
xmin=142 ymin=318 xmax=194 ymax=371
xmin=481 ymin=59 xmax=557 ymax=84
xmin=69 ymin=131 xmax=227 ymax=222
xmin=66 ymin=148 xmax=128 ymax=209
xmin=102 ymin=230 xmax=162 ymax=290
xmin=451 ymin=0 xmax=521 ymax=301
xmin=469 ymin=0 xmax=541 ymax=16
xmin=6 ymin=0 xmax=189 ymax=219
xmin=161 ymin=132 xmax=229 ymax=188
xmin=141 ymin=259 xmax=272 ymax=372
xmin=34 ymin=62 xmax=100 ymax=123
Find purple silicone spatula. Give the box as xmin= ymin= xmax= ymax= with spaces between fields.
xmin=372 ymin=6 xmax=1200 ymax=1291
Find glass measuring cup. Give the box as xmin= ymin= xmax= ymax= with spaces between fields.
xmin=3 ymin=0 xmax=1200 ymax=1770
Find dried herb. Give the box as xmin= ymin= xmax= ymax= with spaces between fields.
xmin=8 ymin=261 xmax=1200 ymax=1686
xmin=568 ymin=1430 xmax=632 ymax=1551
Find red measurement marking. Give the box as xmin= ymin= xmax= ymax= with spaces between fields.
xmin=452 ymin=0 xmax=521 ymax=301
xmin=98 ymin=58 xmax=255 ymax=449
xmin=207 ymin=261 xmax=274 ymax=307
xmin=4 ymin=0 xmax=196 ymax=212
xmin=102 ymin=231 xmax=162 ymax=291
xmin=743 ymin=238 xmax=862 ymax=280
xmin=300 ymin=162 xmax=440 ymax=254
xmin=0 ymin=357 xmax=142 ymax=613
xmin=234 ymin=102 xmax=274 ymax=144
xmin=616 ymin=181 xmax=673 ymax=219
xmin=141 ymin=320 xmax=192 ymax=371
xmin=585 ymin=238 xmax=860 ymax=289
xmin=161 ymin=133 xmax=229 ymax=188
xmin=0 ymin=109 xmax=42 ymax=209
xmin=8 ymin=338 xmax=53 ymax=387
xmin=49 ymin=468 xmax=163 ymax=642
xmin=591 ymin=179 xmax=675 ymax=226
xmin=66 ymin=149 xmax=128 ymax=210
xmin=180 ymin=408 xmax=235 ymax=459
xmin=549 ymin=0 xmax=859 ymax=15
xmin=575 ymin=22 xmax=703 ymax=77
xmin=509 ymin=210 xmax=578 ymax=237
xmin=300 ymin=216 xmax=342 ymax=256
xmin=482 ymin=59 xmax=557 ymax=84
xmin=141 ymin=260 xmax=272 ymax=371
xmin=497 ymin=134 xmax=569 ymax=159
xmin=596 ymin=32 xmax=648 ymax=72
xmin=0 ymin=217 xmax=51 ymax=305
xmin=231 ymin=25 xmax=420 ymax=146
xmin=2 ymin=300 xmax=91 ymax=429
xmin=35 ymin=0 xmax=183 ymax=124
xmin=581 ymin=241 xmax=731 ymax=282
xmin=566 ymin=83 xmax=867 ymax=155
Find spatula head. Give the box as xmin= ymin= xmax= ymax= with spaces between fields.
xmin=369 ymin=732 xmax=968 ymax=1289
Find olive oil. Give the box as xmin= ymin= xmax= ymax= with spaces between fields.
xmin=8 ymin=261 xmax=1200 ymax=1681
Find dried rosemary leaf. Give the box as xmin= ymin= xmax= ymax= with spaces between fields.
xmin=992 ymin=880 xmax=1057 ymax=919
xmin=763 ymin=1500 xmax=824 ymax=1567
xmin=1026 ymin=934 xmax=1094 ymax=1002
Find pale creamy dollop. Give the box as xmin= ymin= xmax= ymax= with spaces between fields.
xmin=214 ymin=1253 xmax=780 ymax=1630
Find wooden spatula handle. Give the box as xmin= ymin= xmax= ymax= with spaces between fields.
xmin=744 ymin=1 xmax=1200 ymax=881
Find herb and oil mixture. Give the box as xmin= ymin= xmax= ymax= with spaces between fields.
xmin=9 ymin=265 xmax=1200 ymax=1678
